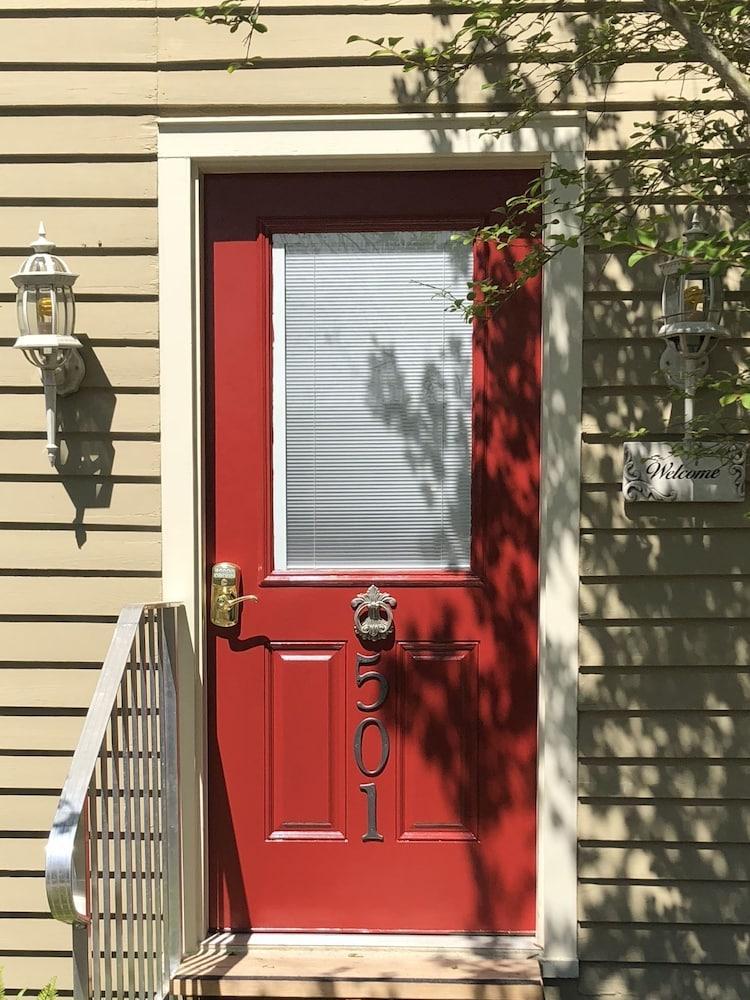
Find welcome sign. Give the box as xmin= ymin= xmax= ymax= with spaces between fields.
xmin=623 ymin=442 xmax=746 ymax=502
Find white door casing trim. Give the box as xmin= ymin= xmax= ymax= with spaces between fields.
xmin=157 ymin=112 xmax=583 ymax=979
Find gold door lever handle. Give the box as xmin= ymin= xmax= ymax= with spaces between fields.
xmin=222 ymin=593 xmax=259 ymax=610
xmin=210 ymin=562 xmax=258 ymax=628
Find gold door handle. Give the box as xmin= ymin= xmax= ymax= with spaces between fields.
xmin=222 ymin=593 xmax=259 ymax=610
xmin=210 ymin=562 xmax=259 ymax=628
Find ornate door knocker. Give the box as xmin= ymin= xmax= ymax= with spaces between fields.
xmin=351 ymin=585 xmax=397 ymax=641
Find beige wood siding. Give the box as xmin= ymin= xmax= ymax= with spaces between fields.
xmin=580 ymin=114 xmax=750 ymax=996
xmin=0 ymin=3 xmax=745 ymax=998
xmin=0 ymin=4 xmax=159 ymax=993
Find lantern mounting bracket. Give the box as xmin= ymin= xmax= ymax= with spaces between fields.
xmin=659 ymin=341 xmax=709 ymax=390
xmin=54 ymin=347 xmax=86 ymax=397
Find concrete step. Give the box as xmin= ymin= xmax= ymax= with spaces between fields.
xmin=172 ymin=938 xmax=544 ymax=1000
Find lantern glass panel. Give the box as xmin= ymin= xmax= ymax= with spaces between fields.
xmin=16 ymin=290 xmax=28 ymax=338
xmin=62 ymin=286 xmax=76 ymax=337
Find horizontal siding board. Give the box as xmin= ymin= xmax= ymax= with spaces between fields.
xmin=1 ymin=0 xmax=158 ymax=8
xmin=579 ymin=880 xmax=750 ymax=923
xmin=0 ymin=300 xmax=158 ymax=341
xmin=583 ymin=340 xmax=750 ymax=389
xmin=0 ymin=575 xmax=160 ymax=614
xmin=580 ymin=762 xmax=750 ymax=800
xmin=0 ymin=716 xmax=84 ymax=752
xmin=0 ymin=622 xmax=122 ymax=662
xmin=0 ymin=953 xmax=72 ymax=992
xmin=1 ymin=346 xmax=159 ymax=389
xmin=0 ymin=755 xmax=73 ymax=789
xmin=581 ymin=490 xmax=750 ymax=531
xmin=0 ymin=916 xmax=70 ymax=951
xmin=582 ymin=389 xmax=673 ymax=434
xmin=0 ymin=115 xmax=155 ymax=156
xmin=0 ymin=206 xmax=156 ymax=249
xmin=578 ymin=845 xmax=750 ymax=882
xmin=0 ymin=70 xmax=154 ymax=108
xmin=581 ymin=531 xmax=749 ymax=576
xmin=0 ymin=482 xmax=160 ymax=527
xmin=0 ymin=668 xmax=100 ymax=709
xmin=580 ymin=667 xmax=750 ymax=712
xmin=2 ymin=391 xmax=159 ymax=433
xmin=0 ymin=16 xmax=154 ymax=63
xmin=0 ymin=162 xmax=155 ymax=200
xmin=579 ymin=390 xmax=750 ymax=435
xmin=0 ymin=439 xmax=160 ymax=478
xmin=157 ymin=65 xmax=714 ymax=110
xmin=160 ymin=13 xmax=466 ymax=61
xmin=0 ymin=795 xmax=58 ymax=833
xmin=579 ymin=925 xmax=750 ymax=966
xmin=579 ymin=712 xmax=750 ymax=759
xmin=586 ymin=251 xmax=747 ymax=295
xmin=579 ymin=962 xmax=750 ymax=1000
xmin=579 ymin=803 xmax=750 ymax=844
xmin=0 ymin=838 xmax=48 ymax=873
xmin=0 ymin=529 xmax=160 ymax=571
xmin=580 ymin=578 xmax=750 ymax=621
xmin=580 ymin=623 xmax=750 ymax=667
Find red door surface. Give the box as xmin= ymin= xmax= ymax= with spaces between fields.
xmin=206 ymin=171 xmax=542 ymax=934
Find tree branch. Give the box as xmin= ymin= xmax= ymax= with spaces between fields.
xmin=644 ymin=0 xmax=750 ymax=112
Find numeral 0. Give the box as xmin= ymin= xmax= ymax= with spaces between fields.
xmin=353 ymin=717 xmax=390 ymax=777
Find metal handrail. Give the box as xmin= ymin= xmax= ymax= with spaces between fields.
xmin=45 ymin=602 xmax=183 ymax=1000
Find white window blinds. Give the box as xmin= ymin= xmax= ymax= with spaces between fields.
xmin=272 ymin=231 xmax=473 ymax=571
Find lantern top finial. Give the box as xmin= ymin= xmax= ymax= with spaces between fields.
xmin=13 ymin=222 xmax=75 ymax=281
xmin=31 ymin=221 xmax=55 ymax=254
xmin=685 ymin=205 xmax=708 ymax=243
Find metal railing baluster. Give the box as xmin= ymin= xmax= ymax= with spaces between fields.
xmin=138 ymin=616 xmax=157 ymax=1000
xmin=45 ymin=604 xmax=183 ymax=1000
xmin=100 ymin=733 xmax=113 ymax=1000
xmin=146 ymin=610 xmax=165 ymax=991
xmin=110 ymin=697 xmax=125 ymax=1000
xmin=128 ymin=647 xmax=146 ymax=1000
xmin=88 ymin=774 xmax=101 ymax=1000
xmin=120 ymin=665 xmax=136 ymax=1000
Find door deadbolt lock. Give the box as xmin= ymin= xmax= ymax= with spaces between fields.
xmin=210 ymin=562 xmax=258 ymax=628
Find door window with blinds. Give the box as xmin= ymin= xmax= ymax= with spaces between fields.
xmin=272 ymin=231 xmax=474 ymax=571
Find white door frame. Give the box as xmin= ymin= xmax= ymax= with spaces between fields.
xmin=157 ymin=112 xmax=584 ymax=979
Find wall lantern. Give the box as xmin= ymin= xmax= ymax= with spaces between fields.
xmin=657 ymin=207 xmax=728 ymax=395
xmin=12 ymin=224 xmax=85 ymax=465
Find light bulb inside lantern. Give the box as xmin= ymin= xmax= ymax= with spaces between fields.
xmin=36 ymin=289 xmax=53 ymax=335
xmin=684 ymin=284 xmax=704 ymax=318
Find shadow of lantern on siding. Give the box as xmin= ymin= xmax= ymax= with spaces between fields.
xmin=56 ymin=333 xmax=116 ymax=548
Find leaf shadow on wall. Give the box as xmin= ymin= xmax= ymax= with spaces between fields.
xmin=379 ymin=14 xmax=750 ymax=993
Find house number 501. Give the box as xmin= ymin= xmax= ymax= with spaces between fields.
xmin=354 ymin=652 xmax=389 ymax=842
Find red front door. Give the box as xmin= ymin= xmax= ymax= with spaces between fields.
xmin=206 ymin=171 xmax=541 ymax=934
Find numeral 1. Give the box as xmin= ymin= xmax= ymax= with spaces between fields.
xmin=359 ymin=782 xmax=383 ymax=842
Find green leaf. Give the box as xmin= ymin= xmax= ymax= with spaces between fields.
xmin=627 ymin=250 xmax=649 ymax=267
xmin=720 ymin=392 xmax=740 ymax=406
xmin=740 ymin=393 xmax=750 ymax=410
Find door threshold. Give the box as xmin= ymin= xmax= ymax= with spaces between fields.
xmin=199 ymin=931 xmax=541 ymax=955
xmin=174 ymin=935 xmax=544 ymax=1000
